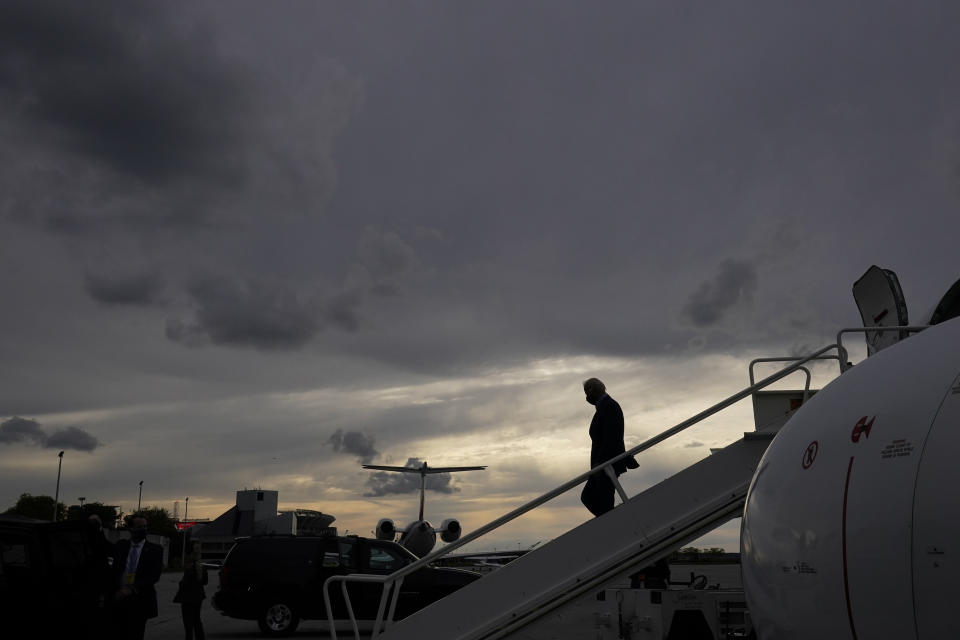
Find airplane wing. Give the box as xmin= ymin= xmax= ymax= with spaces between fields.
xmin=362 ymin=465 xmax=423 ymax=473
xmin=362 ymin=464 xmax=487 ymax=474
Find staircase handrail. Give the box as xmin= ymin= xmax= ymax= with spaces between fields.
xmin=836 ymin=325 xmax=929 ymax=371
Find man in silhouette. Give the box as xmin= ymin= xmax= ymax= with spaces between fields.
xmin=83 ymin=514 xmax=115 ymax=634
xmin=111 ymin=515 xmax=163 ymax=640
xmin=581 ymin=378 xmax=638 ymax=516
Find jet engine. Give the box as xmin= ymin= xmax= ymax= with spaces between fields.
xmin=741 ymin=316 xmax=960 ymax=639
xmin=437 ymin=518 xmax=462 ymax=543
xmin=375 ymin=518 xmax=396 ymax=541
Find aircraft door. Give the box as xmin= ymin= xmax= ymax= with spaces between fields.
xmin=852 ymin=265 xmax=909 ymax=356
xmin=912 ymin=370 xmax=960 ymax=638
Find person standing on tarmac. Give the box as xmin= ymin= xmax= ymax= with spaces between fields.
xmin=175 ymin=541 xmax=208 ymax=640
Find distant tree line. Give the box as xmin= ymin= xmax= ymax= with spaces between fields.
xmin=4 ymin=493 xmax=184 ymax=559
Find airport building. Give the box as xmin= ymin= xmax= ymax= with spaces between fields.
xmin=191 ymin=489 xmax=335 ymax=562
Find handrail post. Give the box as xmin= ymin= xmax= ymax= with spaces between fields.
xmin=372 ymin=578 xmax=394 ymax=637
xmin=838 ymin=342 xmax=850 ymax=373
xmin=369 ymin=573 xmax=405 ymax=637
xmin=385 ymin=574 xmax=404 ymax=631
xmin=603 ymin=465 xmax=629 ymax=504
xmin=836 ymin=325 xmax=930 ymax=372
xmin=341 ymin=580 xmax=360 ymax=640
xmin=324 ymin=577 xmax=339 ymax=640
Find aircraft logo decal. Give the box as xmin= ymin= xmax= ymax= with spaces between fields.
xmin=801 ymin=441 xmax=818 ymax=469
xmin=850 ymin=416 xmax=875 ymax=443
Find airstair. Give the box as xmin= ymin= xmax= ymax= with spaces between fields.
xmin=377 ymin=431 xmax=773 ymax=640
xmin=325 ymin=337 xmax=892 ymax=640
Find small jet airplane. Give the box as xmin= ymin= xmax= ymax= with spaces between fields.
xmin=363 ymin=460 xmax=486 ymax=557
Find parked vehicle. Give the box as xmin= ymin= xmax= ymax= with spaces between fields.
xmin=212 ymin=534 xmax=480 ymax=636
xmin=0 ymin=515 xmax=102 ymax=636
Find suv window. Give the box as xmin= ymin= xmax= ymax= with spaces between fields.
xmin=237 ymin=539 xmax=323 ymax=570
xmin=366 ymin=543 xmax=407 ymax=572
xmin=320 ymin=539 xmax=355 ymax=569
xmin=1 ymin=541 xmax=29 ymax=568
xmin=338 ymin=540 xmax=355 ymax=568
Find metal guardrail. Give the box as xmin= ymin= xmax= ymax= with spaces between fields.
xmin=747 ymin=356 xmax=831 ymax=406
xmin=836 ymin=326 xmax=929 ymax=372
xmin=325 ymin=326 xmax=928 ymax=639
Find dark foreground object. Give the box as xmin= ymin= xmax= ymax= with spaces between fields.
xmin=0 ymin=515 xmax=106 ymax=638
xmin=213 ymin=534 xmax=480 ymax=637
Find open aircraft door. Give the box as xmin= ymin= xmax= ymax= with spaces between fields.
xmin=852 ymin=265 xmax=909 ymax=356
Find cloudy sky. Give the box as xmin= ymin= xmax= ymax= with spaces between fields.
xmin=2 ymin=1 xmax=958 ymax=552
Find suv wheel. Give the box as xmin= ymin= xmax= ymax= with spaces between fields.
xmin=257 ymin=601 xmax=300 ymax=637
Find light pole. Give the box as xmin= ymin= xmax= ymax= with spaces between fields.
xmin=181 ymin=497 xmax=190 ymax=568
xmin=53 ymin=451 xmax=64 ymax=521
xmin=137 ymin=480 xmax=143 ymax=513
xmin=78 ymin=496 xmax=86 ymax=508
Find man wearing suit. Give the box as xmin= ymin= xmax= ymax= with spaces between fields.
xmin=112 ymin=515 xmax=164 ymax=640
xmin=581 ymin=378 xmax=638 ymax=516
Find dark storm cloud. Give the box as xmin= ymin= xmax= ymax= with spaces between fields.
xmin=0 ymin=0 xmax=246 ymax=186
xmin=682 ymin=259 xmax=759 ymax=327
xmin=44 ymin=427 xmax=100 ymax=452
xmin=363 ymin=458 xmax=459 ymax=497
xmin=0 ymin=417 xmax=46 ymax=445
xmin=0 ymin=0 xmax=361 ymax=250
xmin=166 ymin=275 xmax=321 ymax=350
xmin=164 ymin=226 xmax=421 ymax=350
xmin=84 ymin=272 xmax=165 ymax=306
xmin=325 ymin=429 xmax=378 ymax=465
xmin=0 ymin=417 xmax=100 ymax=451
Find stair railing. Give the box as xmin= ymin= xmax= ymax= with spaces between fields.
xmin=836 ymin=326 xmax=929 ymax=372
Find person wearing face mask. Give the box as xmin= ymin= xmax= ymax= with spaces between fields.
xmin=111 ymin=515 xmax=164 ymax=640
xmin=580 ymin=378 xmax=638 ymax=517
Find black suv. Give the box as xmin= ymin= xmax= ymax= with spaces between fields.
xmin=0 ymin=516 xmax=105 ymax=637
xmin=212 ymin=534 xmax=479 ymax=636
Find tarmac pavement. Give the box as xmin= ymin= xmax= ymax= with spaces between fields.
xmin=145 ymin=569 xmax=600 ymax=640
xmin=146 ymin=572 xmax=342 ymax=639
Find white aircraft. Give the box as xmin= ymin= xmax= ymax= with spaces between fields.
xmin=742 ymin=266 xmax=960 ymax=638
xmin=363 ymin=461 xmax=487 ymax=557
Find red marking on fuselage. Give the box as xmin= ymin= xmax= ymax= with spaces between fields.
xmin=842 ymin=456 xmax=858 ymax=640
xmin=802 ymin=441 xmax=819 ymax=469
xmin=851 ymin=416 xmax=875 ymax=443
